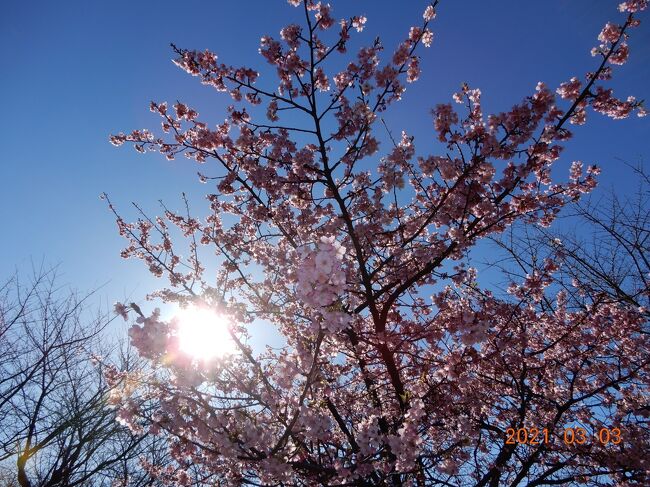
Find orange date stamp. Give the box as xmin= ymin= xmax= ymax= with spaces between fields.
xmin=505 ymin=427 xmax=621 ymax=446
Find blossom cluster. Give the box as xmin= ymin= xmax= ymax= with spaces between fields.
xmin=295 ymin=236 xmax=352 ymax=332
xmin=296 ymin=236 xmax=346 ymax=308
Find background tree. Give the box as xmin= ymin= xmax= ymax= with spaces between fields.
xmin=480 ymin=162 xmax=650 ymax=485
xmin=489 ymin=161 xmax=649 ymax=312
xmin=0 ymin=266 xmax=169 ymax=487
xmin=108 ymin=1 xmax=649 ymax=485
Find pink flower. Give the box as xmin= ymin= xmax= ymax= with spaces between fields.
xmin=114 ymin=302 xmax=129 ymax=321
xmin=423 ymin=5 xmax=436 ymax=21
xmin=280 ymin=24 xmax=301 ymax=49
xmin=421 ymin=28 xmax=434 ymax=47
xmin=609 ymin=42 xmax=629 ymax=65
xmin=556 ymin=77 xmax=581 ymax=100
xmin=314 ymin=67 xmax=330 ymax=91
xmin=393 ymin=43 xmax=410 ymax=66
xmin=407 ymin=57 xmax=420 ymax=83
xmin=351 ymin=16 xmax=367 ymax=32
xmin=618 ymin=0 xmax=648 ymax=12
xmin=569 ymin=161 xmax=583 ymax=182
xmin=432 ymin=103 xmax=458 ymax=142
xmin=314 ymin=3 xmax=334 ymax=30
xmin=296 ymin=236 xmax=347 ymax=311
xmin=598 ymin=23 xmax=621 ymax=43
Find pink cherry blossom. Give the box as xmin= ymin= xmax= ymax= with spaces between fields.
xmin=113 ymin=301 xmax=129 ymax=321
xmin=423 ymin=5 xmax=436 ymax=21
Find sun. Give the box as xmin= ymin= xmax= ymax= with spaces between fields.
xmin=175 ymin=306 xmax=236 ymax=360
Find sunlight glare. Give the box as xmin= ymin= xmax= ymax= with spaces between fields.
xmin=175 ymin=306 xmax=236 ymax=360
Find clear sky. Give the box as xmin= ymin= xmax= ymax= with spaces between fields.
xmin=1 ymin=0 xmax=648 ymax=323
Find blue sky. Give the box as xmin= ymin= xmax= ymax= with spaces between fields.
xmin=1 ymin=0 xmax=648 ymax=324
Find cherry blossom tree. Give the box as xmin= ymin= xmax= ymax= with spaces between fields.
xmin=108 ymin=1 xmax=649 ymax=485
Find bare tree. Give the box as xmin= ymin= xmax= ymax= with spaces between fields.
xmin=0 ymin=265 xmax=167 ymax=486
xmin=487 ymin=162 xmax=649 ymax=318
xmin=551 ymin=165 xmax=649 ymax=315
